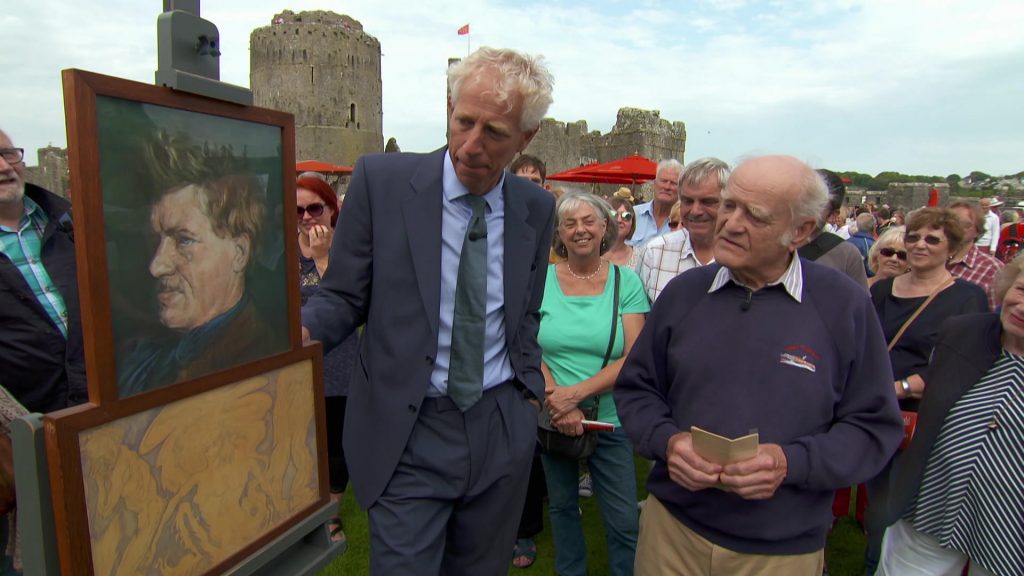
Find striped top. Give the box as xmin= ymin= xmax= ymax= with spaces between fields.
xmin=906 ymin=350 xmax=1024 ymax=576
xmin=0 ymin=196 xmax=68 ymax=337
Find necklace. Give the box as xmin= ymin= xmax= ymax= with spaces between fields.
xmin=566 ymin=260 xmax=604 ymax=281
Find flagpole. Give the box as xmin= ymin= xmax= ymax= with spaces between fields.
xmin=467 ymin=32 xmax=471 ymax=56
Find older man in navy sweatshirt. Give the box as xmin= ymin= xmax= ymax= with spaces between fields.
xmin=615 ymin=155 xmax=904 ymax=575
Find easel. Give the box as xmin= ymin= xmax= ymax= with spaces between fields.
xmin=11 ymin=2 xmax=345 ymax=574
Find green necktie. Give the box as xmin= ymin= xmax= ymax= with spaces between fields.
xmin=448 ymin=195 xmax=488 ymax=411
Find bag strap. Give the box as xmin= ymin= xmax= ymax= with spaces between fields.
xmin=887 ymin=276 xmax=954 ymax=351
xmin=601 ymin=265 xmax=621 ymax=368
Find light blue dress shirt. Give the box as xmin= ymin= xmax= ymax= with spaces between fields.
xmin=429 ymin=152 xmax=515 ymax=396
xmin=627 ymin=200 xmax=671 ymax=247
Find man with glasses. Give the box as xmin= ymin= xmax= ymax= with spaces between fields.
xmin=637 ymin=157 xmax=729 ymax=302
xmin=0 ymin=129 xmax=87 ymax=412
xmin=948 ymin=200 xmax=1003 ymax=310
xmin=629 ymin=159 xmax=683 ymax=247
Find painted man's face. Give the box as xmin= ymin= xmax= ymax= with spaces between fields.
xmin=149 ymin=185 xmax=249 ymax=330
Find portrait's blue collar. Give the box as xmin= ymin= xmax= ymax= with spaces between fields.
xmin=442 ymin=148 xmax=504 ymax=212
xmin=171 ymin=294 xmax=248 ymax=363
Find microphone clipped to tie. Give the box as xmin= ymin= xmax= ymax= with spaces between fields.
xmin=740 ymin=288 xmax=753 ymax=312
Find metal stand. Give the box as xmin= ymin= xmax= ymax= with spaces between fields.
xmin=155 ymin=0 xmax=253 ymax=105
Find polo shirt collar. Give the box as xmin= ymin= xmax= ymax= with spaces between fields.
xmin=709 ymin=253 xmax=804 ymax=303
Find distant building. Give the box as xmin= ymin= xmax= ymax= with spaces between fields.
xmin=23 ymin=146 xmax=70 ymax=198
xmin=887 ymin=182 xmax=950 ymax=209
xmin=250 ymin=10 xmax=383 ymax=167
xmin=525 ymin=108 xmax=686 ymax=200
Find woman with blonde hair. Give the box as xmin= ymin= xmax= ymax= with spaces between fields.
xmin=867 ymin=227 xmax=910 ymax=288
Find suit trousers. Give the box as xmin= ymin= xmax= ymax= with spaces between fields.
xmin=367 ymin=382 xmax=537 ymax=575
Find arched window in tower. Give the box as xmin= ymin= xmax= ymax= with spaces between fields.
xmin=349 ymin=103 xmax=357 ymax=124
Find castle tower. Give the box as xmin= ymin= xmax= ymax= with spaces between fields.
xmin=250 ymin=10 xmax=383 ymax=166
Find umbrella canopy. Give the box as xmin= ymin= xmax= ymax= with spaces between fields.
xmin=546 ymin=154 xmax=657 ymax=185
xmin=296 ymin=160 xmax=353 ymax=174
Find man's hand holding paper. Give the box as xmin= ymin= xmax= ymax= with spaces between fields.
xmin=719 ymin=443 xmax=788 ymax=500
xmin=665 ymin=431 xmax=723 ymax=492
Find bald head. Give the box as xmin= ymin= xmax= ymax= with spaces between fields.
xmin=714 ymin=155 xmax=826 ymax=289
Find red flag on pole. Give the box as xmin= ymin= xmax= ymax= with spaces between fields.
xmin=457 ymin=24 xmax=470 ymax=35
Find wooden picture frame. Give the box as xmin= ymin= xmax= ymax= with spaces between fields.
xmin=45 ymin=347 xmax=328 ymax=576
xmin=45 ymin=69 xmax=326 ymax=576
xmin=62 ymin=69 xmax=300 ymax=403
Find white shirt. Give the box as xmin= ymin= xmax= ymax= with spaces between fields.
xmin=637 ymin=229 xmax=713 ymax=302
xmin=977 ymin=210 xmax=1001 ymax=251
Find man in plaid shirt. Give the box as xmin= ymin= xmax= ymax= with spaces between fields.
xmin=948 ymin=200 xmax=1004 ymax=310
xmin=636 ymin=157 xmax=730 ymax=302
xmin=0 ymin=129 xmax=87 ymax=412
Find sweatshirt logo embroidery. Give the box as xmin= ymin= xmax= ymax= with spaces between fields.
xmin=779 ymin=345 xmax=819 ymax=373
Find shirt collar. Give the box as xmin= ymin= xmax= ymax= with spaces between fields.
xmin=953 ymin=244 xmax=981 ymax=268
xmin=709 ymin=253 xmax=804 ymax=303
xmin=442 ymin=149 xmax=504 ymax=212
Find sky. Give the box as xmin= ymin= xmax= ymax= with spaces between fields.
xmin=4 ymin=0 xmax=1023 ymax=177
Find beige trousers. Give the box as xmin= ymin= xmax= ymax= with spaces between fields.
xmin=635 ymin=496 xmax=824 ymax=576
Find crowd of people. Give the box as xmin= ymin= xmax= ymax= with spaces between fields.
xmin=1 ymin=44 xmax=1022 ymax=576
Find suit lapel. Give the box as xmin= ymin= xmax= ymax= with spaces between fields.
xmin=404 ymin=149 xmax=446 ymax=336
xmin=503 ymin=178 xmax=537 ymax=341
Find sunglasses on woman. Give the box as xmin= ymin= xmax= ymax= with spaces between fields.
xmin=904 ymin=233 xmax=943 ymax=246
xmin=613 ymin=211 xmax=634 ymax=222
xmin=879 ymin=247 xmax=908 ymax=260
xmin=297 ymin=202 xmax=326 ymax=218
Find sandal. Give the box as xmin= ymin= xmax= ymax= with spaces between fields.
xmin=511 ymin=538 xmax=536 ymax=569
xmin=326 ymin=516 xmax=346 ymax=544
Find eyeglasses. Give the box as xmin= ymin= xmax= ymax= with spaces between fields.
xmin=614 ymin=211 xmax=634 ymax=222
xmin=297 ymin=202 xmax=326 ymax=218
xmin=879 ymin=247 xmax=908 ymax=260
xmin=0 ymin=148 xmax=24 ymax=164
xmin=669 ymin=220 xmax=681 ymax=229
xmin=904 ymin=232 xmax=943 ymax=246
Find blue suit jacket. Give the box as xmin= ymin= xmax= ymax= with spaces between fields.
xmin=302 ymin=148 xmax=555 ymax=507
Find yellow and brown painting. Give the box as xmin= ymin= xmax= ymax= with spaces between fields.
xmin=79 ymin=359 xmax=320 ymax=576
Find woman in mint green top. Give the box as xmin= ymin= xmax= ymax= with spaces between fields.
xmin=538 ymin=191 xmax=649 ymax=576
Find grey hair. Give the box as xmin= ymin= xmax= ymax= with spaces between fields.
xmin=656 ymin=159 xmax=684 ymax=181
xmin=855 ymin=212 xmax=876 ymax=233
xmin=448 ymin=47 xmax=554 ymax=131
xmin=552 ymin=191 xmax=618 ymax=258
xmin=793 ymin=169 xmax=830 ymax=229
xmin=679 ymin=157 xmax=730 ymax=192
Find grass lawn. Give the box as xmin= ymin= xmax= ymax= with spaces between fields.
xmin=318 ymin=458 xmax=867 ymax=575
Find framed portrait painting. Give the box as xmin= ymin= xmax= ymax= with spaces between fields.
xmin=61 ymin=69 xmax=301 ymax=403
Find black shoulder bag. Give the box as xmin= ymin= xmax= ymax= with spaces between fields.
xmin=538 ymin=265 xmax=621 ymax=460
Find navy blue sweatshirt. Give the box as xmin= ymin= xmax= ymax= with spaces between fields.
xmin=615 ymin=260 xmax=903 ymax=554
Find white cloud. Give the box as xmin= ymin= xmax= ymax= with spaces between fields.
xmin=3 ymin=0 xmax=1021 ymax=176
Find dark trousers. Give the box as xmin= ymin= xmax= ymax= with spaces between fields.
xmin=517 ymin=445 xmax=547 ymax=539
xmin=367 ymin=382 xmax=537 ymax=575
xmin=326 ymin=395 xmax=349 ymax=493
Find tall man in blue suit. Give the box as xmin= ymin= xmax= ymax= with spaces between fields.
xmin=301 ymin=47 xmax=556 ymax=574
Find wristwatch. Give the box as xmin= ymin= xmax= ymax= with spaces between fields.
xmin=900 ymin=378 xmax=912 ymax=397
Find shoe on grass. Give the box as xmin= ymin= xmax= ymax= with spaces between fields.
xmin=578 ymin=472 xmax=593 ymax=498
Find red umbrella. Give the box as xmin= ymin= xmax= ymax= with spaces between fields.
xmin=296 ymin=160 xmax=353 ymax=174
xmin=548 ymin=154 xmax=657 ymax=185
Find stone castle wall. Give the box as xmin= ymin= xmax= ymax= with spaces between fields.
xmin=23 ymin=146 xmax=70 ymax=198
xmin=250 ymin=10 xmax=383 ymax=166
xmin=887 ymin=182 xmax=950 ymax=209
xmin=525 ymin=107 xmax=686 ymax=199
